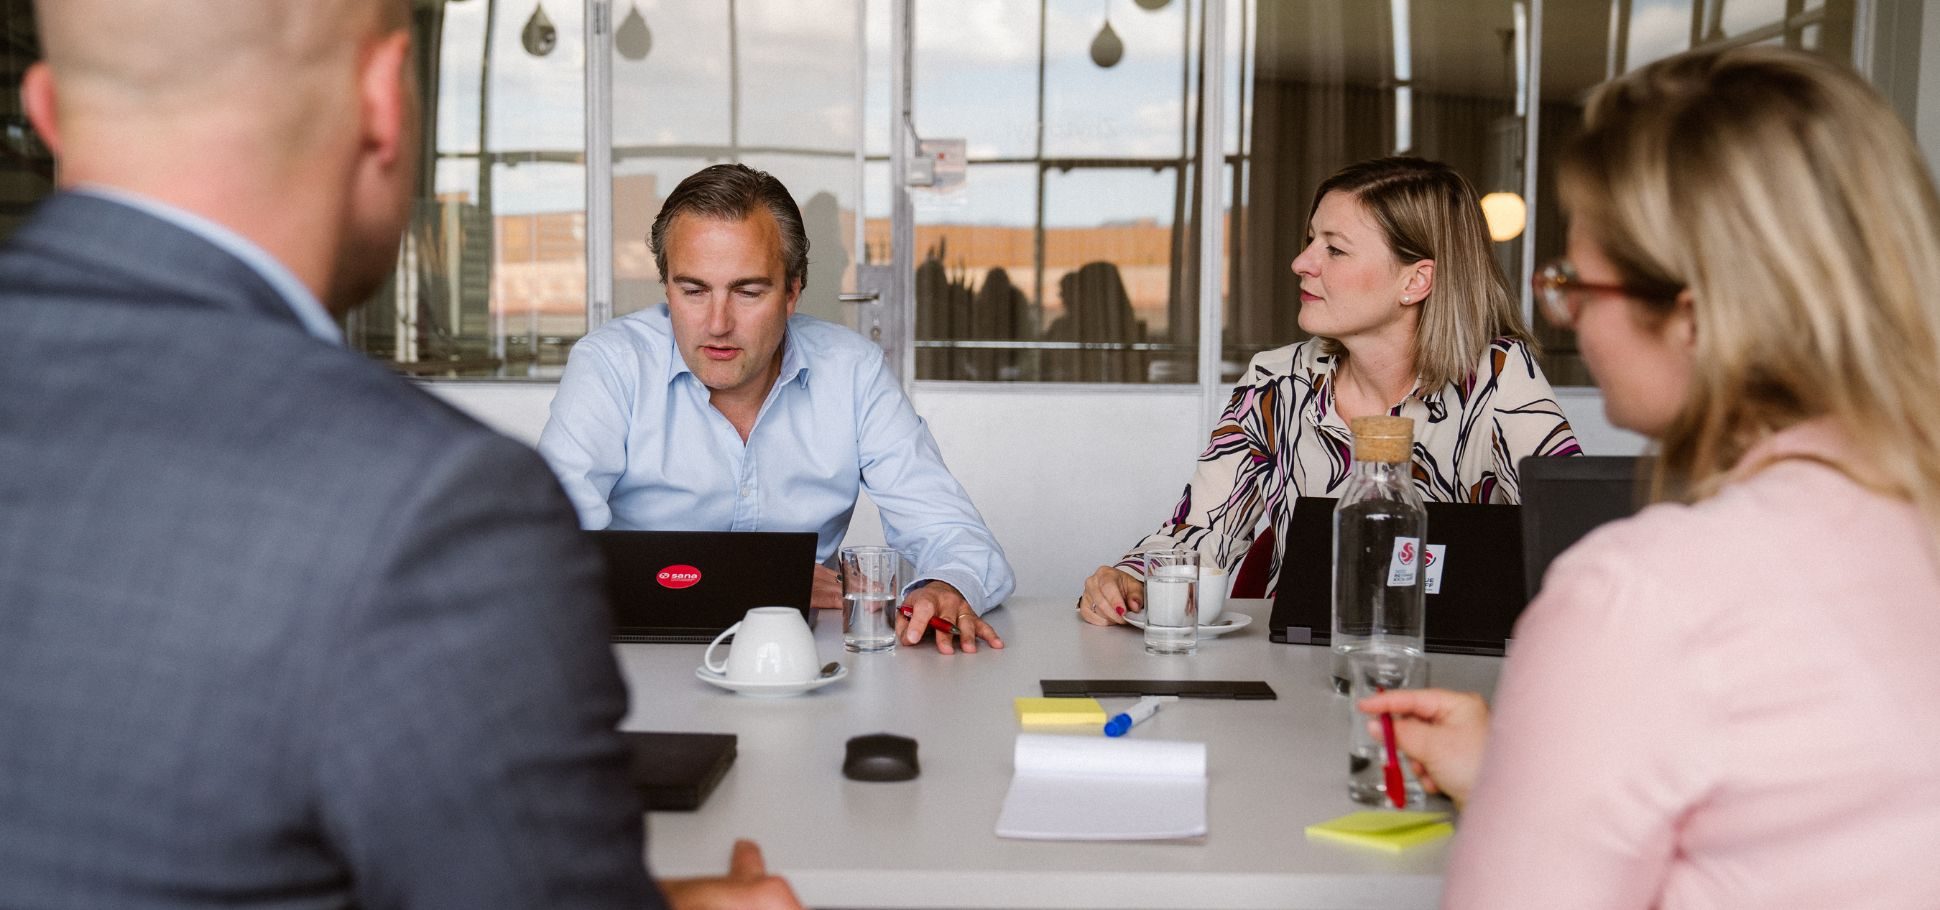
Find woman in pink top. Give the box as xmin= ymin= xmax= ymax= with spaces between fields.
xmin=1361 ymin=46 xmax=1940 ymax=908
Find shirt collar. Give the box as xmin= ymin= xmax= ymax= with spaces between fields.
xmin=73 ymin=185 xmax=342 ymax=345
xmin=660 ymin=307 xmax=812 ymax=391
xmin=1303 ymin=347 xmax=1443 ymax=431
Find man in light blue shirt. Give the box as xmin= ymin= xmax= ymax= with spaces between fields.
xmin=539 ymin=164 xmax=1013 ymax=654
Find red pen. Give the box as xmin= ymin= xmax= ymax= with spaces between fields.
xmin=1377 ymin=686 xmax=1407 ymax=809
xmin=896 ymin=604 xmax=957 ymax=636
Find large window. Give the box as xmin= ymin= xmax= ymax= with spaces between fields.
xmin=901 ymin=0 xmax=1214 ymax=383
xmin=1528 ymin=0 xmax=1857 ymax=384
xmin=0 ymin=0 xmax=1874 ymax=391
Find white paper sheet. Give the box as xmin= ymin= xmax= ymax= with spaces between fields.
xmin=994 ymin=734 xmax=1208 ymax=840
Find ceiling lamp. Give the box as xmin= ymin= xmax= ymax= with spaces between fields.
xmin=1090 ymin=0 xmax=1124 ymax=68
xmin=522 ymin=3 xmax=558 ymax=57
xmin=616 ymin=3 xmax=652 ymax=61
xmin=1479 ymin=191 xmax=1527 ymax=242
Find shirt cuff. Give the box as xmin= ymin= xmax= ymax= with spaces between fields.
xmin=902 ymin=570 xmax=989 ymax=614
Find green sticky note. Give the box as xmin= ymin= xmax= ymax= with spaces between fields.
xmin=1014 ymin=697 xmax=1107 ymax=727
xmin=1305 ymin=810 xmax=1453 ymax=852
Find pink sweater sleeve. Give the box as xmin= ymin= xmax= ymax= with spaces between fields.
xmin=1442 ymin=543 xmax=1721 ymax=909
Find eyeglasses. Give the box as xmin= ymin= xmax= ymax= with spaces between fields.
xmin=1530 ymin=259 xmax=1666 ymax=329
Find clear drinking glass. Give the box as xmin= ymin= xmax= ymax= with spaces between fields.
xmin=1347 ymin=644 xmax=1428 ymax=808
xmin=840 ymin=546 xmax=900 ymax=653
xmin=1141 ymin=549 xmax=1199 ymax=655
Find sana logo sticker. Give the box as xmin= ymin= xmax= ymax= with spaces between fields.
xmin=656 ymin=565 xmax=702 ymax=589
xmin=1398 ymin=541 xmax=1416 ymax=565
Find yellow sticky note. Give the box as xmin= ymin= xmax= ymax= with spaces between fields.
xmin=1014 ymin=697 xmax=1107 ymax=727
xmin=1305 ymin=811 xmax=1453 ymax=852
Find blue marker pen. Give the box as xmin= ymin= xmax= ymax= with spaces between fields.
xmin=1103 ymin=695 xmax=1178 ymax=737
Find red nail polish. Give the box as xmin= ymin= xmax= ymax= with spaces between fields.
xmin=1116 ymin=606 xmax=1125 ymax=615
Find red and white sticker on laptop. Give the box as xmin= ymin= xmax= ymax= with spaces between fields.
xmin=1386 ymin=537 xmax=1421 ymax=587
xmin=656 ymin=565 xmax=702 ymax=589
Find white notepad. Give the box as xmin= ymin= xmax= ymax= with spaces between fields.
xmin=994 ymin=734 xmax=1208 ymax=840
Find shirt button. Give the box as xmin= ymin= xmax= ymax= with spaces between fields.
xmin=740 ymin=486 xmax=752 ymax=497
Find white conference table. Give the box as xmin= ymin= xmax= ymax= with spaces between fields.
xmin=615 ymin=597 xmax=1502 ymax=910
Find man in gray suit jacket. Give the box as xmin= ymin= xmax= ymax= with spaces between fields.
xmin=0 ymin=2 xmax=796 ymax=908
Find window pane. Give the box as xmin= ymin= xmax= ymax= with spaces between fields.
xmin=1042 ymin=0 xmax=1189 ymax=159
xmin=913 ymin=0 xmax=1041 ymax=160
xmin=350 ymin=1 xmax=588 ymax=378
xmin=911 ymin=163 xmax=1041 ymax=381
xmin=1624 ymin=0 xmax=1695 ymax=71
xmin=608 ymin=1 xmax=862 ymax=330
xmin=1043 ymin=166 xmax=1194 ymax=383
xmin=1718 ymin=0 xmax=1789 ymax=37
xmin=910 ymin=0 xmax=1206 ymax=383
xmin=1529 ymin=0 xmax=1858 ymax=387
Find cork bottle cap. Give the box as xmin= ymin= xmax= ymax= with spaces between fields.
xmin=1350 ymin=415 xmax=1414 ymax=463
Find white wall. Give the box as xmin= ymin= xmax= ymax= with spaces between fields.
xmin=425 ymin=378 xmax=1641 ymax=600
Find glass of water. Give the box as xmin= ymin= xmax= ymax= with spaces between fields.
xmin=1347 ymin=644 xmax=1428 ymax=808
xmin=1141 ymin=549 xmax=1199 ymax=655
xmin=840 ymin=546 xmax=900 ymax=653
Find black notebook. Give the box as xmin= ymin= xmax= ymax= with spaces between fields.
xmin=622 ymin=731 xmax=737 ymax=812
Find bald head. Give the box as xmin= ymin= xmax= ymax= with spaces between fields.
xmin=23 ymin=0 xmax=421 ymax=313
xmin=32 ymin=0 xmax=407 ymax=145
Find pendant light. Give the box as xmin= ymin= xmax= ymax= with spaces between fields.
xmin=521 ymin=3 xmax=558 ymax=57
xmin=615 ymin=3 xmax=653 ymax=61
xmin=1090 ymin=0 xmax=1124 ymax=69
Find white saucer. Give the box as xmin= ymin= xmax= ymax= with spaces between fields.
xmin=695 ymin=664 xmax=848 ymax=697
xmin=1123 ymin=613 xmax=1253 ymax=639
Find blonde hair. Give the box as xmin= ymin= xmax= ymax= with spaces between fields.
xmin=1309 ymin=157 xmax=1534 ymax=391
xmin=1560 ymin=46 xmax=1940 ymax=535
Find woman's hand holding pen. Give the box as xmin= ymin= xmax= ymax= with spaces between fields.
xmin=1076 ymin=566 xmax=1143 ymax=626
xmin=1356 ymin=688 xmax=1492 ymax=808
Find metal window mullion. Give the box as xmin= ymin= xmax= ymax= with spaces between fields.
xmin=1198 ymin=0 xmax=1227 ymax=431
xmin=586 ymin=0 xmax=615 ymax=331
xmin=1518 ymin=0 xmax=1543 ymax=330
xmin=891 ymin=0 xmax=915 ymax=384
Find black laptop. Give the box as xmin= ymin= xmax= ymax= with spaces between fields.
xmin=1517 ymin=455 xmax=1648 ymax=598
xmin=1268 ymin=496 xmax=1526 ymax=656
xmin=590 ymin=530 xmax=817 ymax=643
xmin=1269 ymin=458 xmax=1649 ymax=655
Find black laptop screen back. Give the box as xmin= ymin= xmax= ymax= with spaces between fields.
xmin=1516 ymin=456 xmax=1647 ymax=600
xmin=592 ymin=530 xmax=817 ymax=643
xmin=1269 ymin=497 xmax=1526 ymax=656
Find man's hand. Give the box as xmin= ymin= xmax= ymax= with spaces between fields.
xmin=660 ymin=839 xmax=802 ymax=910
xmin=1356 ymin=688 xmax=1492 ymax=808
xmin=896 ymin=581 xmax=1002 ymax=654
xmin=810 ymin=564 xmax=842 ymax=612
xmin=1076 ymin=565 xmax=1143 ymax=626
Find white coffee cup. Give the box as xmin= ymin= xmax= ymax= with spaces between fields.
xmin=703 ymin=607 xmax=819 ymax=684
xmin=1199 ymin=565 xmax=1230 ymax=626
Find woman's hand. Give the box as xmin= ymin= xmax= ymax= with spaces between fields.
xmin=1076 ymin=566 xmax=1143 ymax=626
xmin=1356 ymin=688 xmax=1492 ymax=808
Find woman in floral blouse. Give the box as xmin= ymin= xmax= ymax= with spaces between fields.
xmin=1079 ymin=157 xmax=1580 ymax=623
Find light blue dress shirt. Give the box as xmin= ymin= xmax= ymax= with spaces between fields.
xmin=74 ymin=185 xmax=342 ymax=345
xmin=538 ymin=307 xmax=1015 ymax=613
